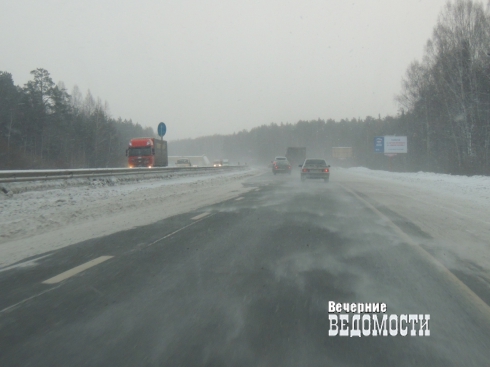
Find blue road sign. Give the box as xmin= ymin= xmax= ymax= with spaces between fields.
xmin=374 ymin=136 xmax=384 ymax=153
xmin=158 ymin=122 xmax=166 ymax=137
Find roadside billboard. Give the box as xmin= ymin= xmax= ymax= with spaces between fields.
xmin=374 ymin=136 xmax=407 ymax=154
xmin=374 ymin=137 xmax=384 ymax=153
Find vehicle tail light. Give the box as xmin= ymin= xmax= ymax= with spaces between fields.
xmin=323 ymin=168 xmax=329 ymax=172
xmin=302 ymin=168 xmax=309 ymax=172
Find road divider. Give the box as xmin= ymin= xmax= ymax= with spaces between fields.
xmin=0 ymin=166 xmax=249 ymax=184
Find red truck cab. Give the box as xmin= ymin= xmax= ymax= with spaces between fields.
xmin=126 ymin=138 xmax=168 ymax=168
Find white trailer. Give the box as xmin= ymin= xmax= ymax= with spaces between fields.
xmin=168 ymin=156 xmax=211 ymax=167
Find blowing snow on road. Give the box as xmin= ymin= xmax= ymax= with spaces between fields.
xmin=1 ymin=167 xmax=490 ymax=366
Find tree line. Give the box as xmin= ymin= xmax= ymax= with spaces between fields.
xmin=169 ymin=116 xmax=415 ymax=171
xmin=173 ymin=0 xmax=490 ymax=175
xmin=3 ymin=0 xmax=490 ymax=175
xmin=0 ymin=68 xmax=155 ymax=169
xmin=391 ymin=0 xmax=490 ymax=175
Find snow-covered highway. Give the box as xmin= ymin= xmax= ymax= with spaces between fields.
xmin=1 ymin=167 xmax=490 ymax=366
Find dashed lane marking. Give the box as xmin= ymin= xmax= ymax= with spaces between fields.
xmin=145 ymin=213 xmax=217 ymax=248
xmin=42 ymin=256 xmax=114 ymax=284
xmin=235 ymin=197 xmax=244 ymax=201
xmin=191 ymin=212 xmax=210 ymax=220
xmin=2 ymin=211 xmax=219 ymax=314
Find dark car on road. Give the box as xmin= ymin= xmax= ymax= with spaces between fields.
xmin=299 ymin=159 xmax=330 ymax=182
xmin=272 ymin=158 xmax=292 ymax=175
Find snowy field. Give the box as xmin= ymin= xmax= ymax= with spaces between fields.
xmin=336 ymin=167 xmax=490 ymax=285
xmin=0 ymin=169 xmax=261 ymax=268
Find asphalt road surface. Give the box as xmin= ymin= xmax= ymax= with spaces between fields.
xmin=1 ymin=171 xmax=490 ymax=366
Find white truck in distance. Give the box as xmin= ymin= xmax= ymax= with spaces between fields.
xmin=168 ymin=156 xmax=211 ymax=167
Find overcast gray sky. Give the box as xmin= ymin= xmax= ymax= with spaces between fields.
xmin=2 ymin=0 xmax=450 ymax=140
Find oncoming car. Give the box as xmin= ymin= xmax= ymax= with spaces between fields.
xmin=299 ymin=159 xmax=330 ymax=182
xmin=213 ymin=160 xmax=222 ymax=167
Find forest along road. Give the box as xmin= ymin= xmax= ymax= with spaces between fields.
xmin=1 ymin=170 xmax=490 ymax=367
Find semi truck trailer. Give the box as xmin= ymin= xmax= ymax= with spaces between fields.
xmin=286 ymin=147 xmax=306 ymax=167
xmin=126 ymin=138 xmax=168 ymax=168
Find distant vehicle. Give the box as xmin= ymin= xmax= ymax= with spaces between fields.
xmin=175 ymin=158 xmax=192 ymax=167
xmin=126 ymin=138 xmax=168 ymax=168
xmin=299 ymin=159 xmax=330 ymax=182
xmin=286 ymin=147 xmax=306 ymax=167
xmin=222 ymin=159 xmax=229 ymax=166
xmin=169 ymin=156 xmax=210 ymax=167
xmin=213 ymin=160 xmax=222 ymax=167
xmin=272 ymin=158 xmax=291 ymax=175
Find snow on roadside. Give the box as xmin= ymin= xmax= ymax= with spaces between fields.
xmin=0 ymin=168 xmax=238 ymax=195
xmin=336 ymin=166 xmax=490 ymax=281
xmin=340 ymin=167 xmax=490 ymax=206
xmin=0 ymin=169 xmax=261 ymax=268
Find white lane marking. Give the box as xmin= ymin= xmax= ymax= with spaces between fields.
xmin=145 ymin=213 xmax=217 ymax=248
xmin=0 ymin=284 xmax=63 ymax=314
xmin=235 ymin=197 xmax=244 ymax=201
xmin=3 ymin=212 xmax=217 ymax=314
xmin=342 ymin=185 xmax=490 ymax=322
xmin=191 ymin=212 xmax=210 ymax=220
xmin=42 ymin=256 xmax=113 ymax=284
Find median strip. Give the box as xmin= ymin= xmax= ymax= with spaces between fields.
xmin=42 ymin=256 xmax=114 ymax=284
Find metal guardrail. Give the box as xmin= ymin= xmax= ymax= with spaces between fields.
xmin=0 ymin=166 xmax=248 ymax=184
